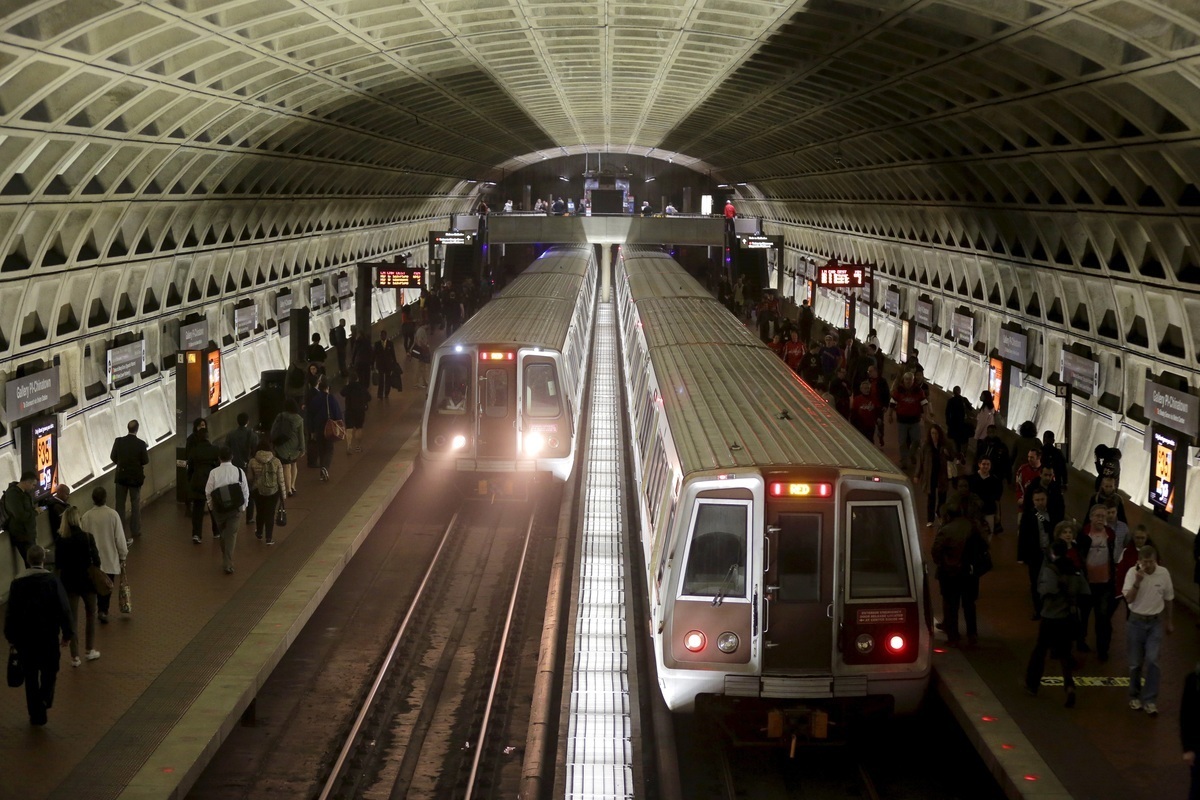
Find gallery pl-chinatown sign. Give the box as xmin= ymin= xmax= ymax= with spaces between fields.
xmin=5 ymin=366 xmax=60 ymax=423
xmin=1145 ymin=380 xmax=1199 ymax=437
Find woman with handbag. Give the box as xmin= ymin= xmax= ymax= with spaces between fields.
xmin=53 ymin=506 xmax=102 ymax=666
xmin=270 ymin=399 xmax=306 ymax=497
xmin=305 ymin=376 xmax=344 ymax=482
xmin=341 ymin=373 xmax=371 ymax=454
xmin=915 ymin=424 xmax=959 ymax=527
xmin=248 ymin=435 xmax=285 ymax=546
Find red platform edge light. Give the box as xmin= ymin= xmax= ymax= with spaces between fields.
xmin=1001 ymin=744 xmax=1016 ymax=750
xmin=981 ymin=715 xmax=999 ymax=722
xmin=1023 ymin=775 xmax=1039 ymax=782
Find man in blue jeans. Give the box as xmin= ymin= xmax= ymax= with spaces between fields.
xmin=1123 ymin=545 xmax=1175 ymax=716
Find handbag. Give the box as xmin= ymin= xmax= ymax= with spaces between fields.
xmin=119 ymin=569 xmax=132 ymax=615
xmin=88 ymin=565 xmax=113 ymax=597
xmin=275 ymin=497 xmax=288 ymax=527
xmin=371 ymin=368 xmax=380 ymax=386
xmin=7 ymin=647 xmax=21 ymax=688
xmin=324 ymin=394 xmax=345 ymax=441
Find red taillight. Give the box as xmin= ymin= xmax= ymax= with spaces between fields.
xmin=684 ymin=630 xmax=706 ymax=652
xmin=886 ymin=634 xmax=906 ymax=653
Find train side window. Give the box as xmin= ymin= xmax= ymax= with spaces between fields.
xmin=524 ymin=363 xmax=561 ymax=418
xmin=776 ymin=513 xmax=821 ymax=602
xmin=846 ymin=502 xmax=911 ymax=599
xmin=681 ymin=502 xmax=748 ymax=599
xmin=483 ymin=369 xmax=509 ymax=418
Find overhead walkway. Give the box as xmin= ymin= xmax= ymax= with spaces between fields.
xmin=487 ymin=214 xmax=725 ymax=246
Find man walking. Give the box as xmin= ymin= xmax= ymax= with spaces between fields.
xmin=2 ymin=471 xmax=39 ymax=567
xmin=110 ymin=419 xmax=148 ymax=543
xmin=205 ymin=446 xmax=249 ymax=575
xmin=1124 ymin=545 xmax=1174 ymax=716
xmin=81 ymin=486 xmax=127 ymax=624
xmin=330 ymin=319 xmax=349 ymax=377
xmin=226 ymin=413 xmax=256 ymax=526
xmin=4 ymin=545 xmax=73 ymax=726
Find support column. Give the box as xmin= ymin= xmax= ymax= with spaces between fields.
xmin=601 ymin=244 xmax=612 ymax=302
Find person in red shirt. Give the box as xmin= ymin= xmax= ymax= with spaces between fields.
xmin=723 ymin=199 xmax=736 ymax=235
xmin=850 ymin=379 xmax=882 ymax=442
xmin=888 ymin=372 xmax=930 ymax=471
xmin=1014 ymin=447 xmax=1043 ymax=514
xmin=1076 ymin=504 xmax=1117 ymax=660
xmin=783 ymin=330 xmax=805 ymax=372
xmin=767 ymin=332 xmax=785 ymax=359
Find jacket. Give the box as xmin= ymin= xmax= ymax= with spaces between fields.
xmin=1018 ymin=508 xmax=1053 ymax=564
xmin=4 ymin=568 xmax=73 ymax=657
xmin=185 ymin=438 xmax=221 ymax=500
xmin=916 ymin=439 xmax=958 ymax=494
xmin=931 ymin=517 xmax=973 ymax=580
xmin=53 ymin=525 xmax=101 ymax=597
xmin=110 ymin=433 xmax=149 ymax=487
xmin=247 ymin=450 xmax=283 ymax=497
xmin=1 ymin=482 xmax=37 ymax=544
xmin=1038 ymin=558 xmax=1090 ymax=620
xmin=1077 ymin=522 xmax=1117 ymax=586
xmin=81 ymin=505 xmax=127 ymax=574
xmin=306 ymin=389 xmax=343 ymax=432
xmin=270 ymin=412 xmax=305 ymax=462
xmin=225 ymin=425 xmax=256 ymax=469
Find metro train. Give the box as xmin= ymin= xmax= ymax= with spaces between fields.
xmin=614 ymin=246 xmax=931 ymax=741
xmin=420 ymin=245 xmax=598 ymax=480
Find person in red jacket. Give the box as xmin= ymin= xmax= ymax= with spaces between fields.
xmin=1014 ymin=447 xmax=1043 ymax=515
xmin=850 ymin=379 xmax=882 ymax=442
xmin=783 ymin=330 xmax=805 ymax=372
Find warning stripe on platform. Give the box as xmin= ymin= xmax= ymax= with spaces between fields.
xmin=1039 ymin=676 xmax=1130 ymax=687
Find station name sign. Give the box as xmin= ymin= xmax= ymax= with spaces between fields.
xmin=915 ymin=299 xmax=933 ymax=328
xmin=275 ymin=292 xmax=293 ymax=320
xmin=817 ymin=265 xmax=866 ymax=288
xmin=998 ymin=328 xmax=1028 ymax=368
xmin=234 ymin=304 xmax=258 ymax=336
xmin=430 ymin=231 xmax=475 ymax=247
xmin=5 ymin=366 xmax=60 ymax=423
xmin=1145 ymin=380 xmax=1198 ymax=437
xmin=337 ymin=275 xmax=352 ymax=297
xmin=179 ymin=319 xmax=208 ymax=351
xmin=884 ymin=287 xmax=900 ymax=316
xmin=1060 ymin=351 xmax=1100 ymax=396
xmin=951 ymin=312 xmax=975 ymax=347
xmin=377 ymin=267 xmax=426 ymax=289
xmin=107 ymin=340 xmax=145 ymax=385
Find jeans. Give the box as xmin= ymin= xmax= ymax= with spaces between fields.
xmin=926 ymin=488 xmax=946 ymax=522
xmin=939 ymin=573 xmax=979 ymax=639
xmin=254 ymin=492 xmax=281 ymax=542
xmin=897 ymin=420 xmax=921 ymax=468
xmin=115 ymin=483 xmax=142 ymax=538
xmin=1127 ymin=615 xmax=1164 ymax=703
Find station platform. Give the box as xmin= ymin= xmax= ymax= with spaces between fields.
xmin=891 ymin=379 xmax=1197 ymax=799
xmin=0 ymin=381 xmax=427 ymax=800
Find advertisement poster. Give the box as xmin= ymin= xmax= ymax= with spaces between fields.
xmin=206 ymin=349 xmax=222 ymax=409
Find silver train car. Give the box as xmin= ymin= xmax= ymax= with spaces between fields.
xmin=614 ymin=246 xmax=931 ymax=740
xmin=420 ymin=246 xmax=598 ymax=480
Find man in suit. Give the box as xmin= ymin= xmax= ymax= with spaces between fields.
xmin=110 ymin=419 xmax=149 ymax=543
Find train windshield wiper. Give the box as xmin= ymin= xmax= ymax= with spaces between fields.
xmin=712 ymin=563 xmax=739 ymax=606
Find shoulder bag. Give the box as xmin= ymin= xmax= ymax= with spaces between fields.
xmin=324 ymin=395 xmax=346 ymax=441
xmin=275 ymin=496 xmax=288 ymax=527
xmin=88 ymin=564 xmax=113 ymax=597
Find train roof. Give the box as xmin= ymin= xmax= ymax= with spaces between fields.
xmin=517 ymin=245 xmax=594 ymax=277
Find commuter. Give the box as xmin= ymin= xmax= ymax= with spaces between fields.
xmin=931 ymin=498 xmax=984 ymax=646
xmin=827 ymin=367 xmax=852 ymax=419
xmin=798 ymin=343 xmax=822 ymax=387
xmin=413 ymin=322 xmax=433 ymax=388
xmin=1124 ymin=545 xmax=1174 ymax=716
xmin=767 ymin=332 xmax=784 ymax=358
xmin=723 ymin=199 xmax=736 ymax=234
xmin=269 ymin=399 xmax=305 ymax=497
xmin=1041 ymin=430 xmax=1068 ymax=488
xmin=866 ymin=364 xmax=890 ymax=447
xmin=1076 ymin=504 xmax=1118 ymax=660
xmin=552 ymin=197 xmax=566 ymax=215
xmin=664 ymin=202 xmax=677 ymax=214
xmin=52 ymin=506 xmax=100 ymax=665
xmin=1014 ymin=447 xmax=1042 ymax=515
xmin=783 ymin=330 xmax=805 ymax=372
xmin=973 ymin=391 xmax=996 ymax=447
xmin=640 ymin=201 xmax=653 ymax=216
xmin=374 ymin=330 xmax=400 ymax=400
xmin=968 ymin=457 xmax=1004 ymax=535
xmin=733 ymin=276 xmax=745 ymax=318
xmin=80 ymin=486 xmax=126 ymax=623
xmin=341 ymin=373 xmax=371 ymax=454
xmin=975 ymin=424 xmax=1011 ymax=485
xmin=797 ymin=300 xmax=814 ymax=344
xmin=330 ymin=318 xmax=349 ymax=377
xmin=866 ymin=328 xmax=880 ymax=349
xmin=1022 ymin=465 xmax=1066 ymax=525
xmin=306 ymin=362 xmax=322 ymax=392
xmin=1094 ymin=444 xmax=1123 ymax=491
xmin=401 ymin=306 xmax=417 ymax=354
xmin=110 ymin=419 xmax=148 ymax=543
xmin=4 ymin=544 xmax=72 ymax=726
xmin=205 ymin=446 xmax=249 ymax=574
xmin=226 ymin=412 xmax=255 ymax=471
xmin=503 ymin=199 xmax=513 ymax=213
xmin=888 ymin=371 xmax=930 ymax=472
xmin=1182 ymin=664 xmax=1200 ymax=798
xmin=185 ymin=427 xmax=220 ymax=544
xmin=1105 ymin=499 xmax=1131 ymax=559
xmin=306 ymin=377 xmax=344 ymax=482
xmin=306 ymin=332 xmax=326 ymax=368
xmin=39 ymin=484 xmax=71 ymax=540
xmin=1089 ymin=475 xmax=1128 ymax=524
xmin=1116 ymin=525 xmax=1152 ymax=606
xmin=2 ymin=472 xmax=38 ymax=567
xmin=1018 ymin=487 xmax=1055 ymax=619
xmin=818 ymin=334 xmax=843 ymax=384
xmin=1010 ymin=421 xmax=1041 ymax=478
xmin=915 ymin=424 xmax=958 ymax=527
xmin=850 ymin=380 xmax=882 ymax=442
xmin=1054 ymin=521 xmax=1083 ymax=570
xmin=1024 ymin=539 xmax=1089 ymax=708
xmin=284 ymin=358 xmax=308 ymax=409
xmin=944 ymin=386 xmax=973 ymax=455
xmin=247 ymin=435 xmax=283 ymax=546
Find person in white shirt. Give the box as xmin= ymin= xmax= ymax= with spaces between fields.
xmin=81 ymin=486 xmax=127 ymax=623
xmin=502 ymin=199 xmax=513 ymax=213
xmin=1123 ymin=545 xmax=1174 ymax=716
xmin=205 ymin=446 xmax=250 ymax=575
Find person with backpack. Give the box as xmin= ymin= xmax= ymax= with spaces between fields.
xmin=110 ymin=419 xmax=148 ymax=543
xmin=205 ymin=446 xmax=249 ymax=574
xmin=247 ymin=435 xmax=284 ymax=546
xmin=1024 ymin=538 xmax=1091 ymax=708
xmin=931 ymin=496 xmax=985 ymax=646
xmin=2 ymin=472 xmax=39 ymax=567
xmin=270 ymin=400 xmax=306 ymax=497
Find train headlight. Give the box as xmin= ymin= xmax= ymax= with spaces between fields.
xmin=886 ymin=634 xmax=907 ymax=654
xmin=683 ymin=630 xmax=706 ymax=653
xmin=854 ymin=633 xmax=875 ymax=655
xmin=525 ymin=432 xmax=545 ymax=456
xmin=451 ymin=434 xmax=467 ymax=450
xmin=716 ymin=632 xmax=739 ymax=654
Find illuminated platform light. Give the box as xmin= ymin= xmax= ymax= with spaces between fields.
xmin=1023 ymin=775 xmax=1039 ymax=782
xmin=981 ymin=715 xmax=998 ymax=722
xmin=1001 ymin=744 xmax=1016 ymax=750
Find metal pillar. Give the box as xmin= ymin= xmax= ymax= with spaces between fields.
xmin=601 ymin=244 xmax=612 ymax=302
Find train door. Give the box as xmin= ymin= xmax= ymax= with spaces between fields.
xmin=763 ymin=507 xmax=834 ymax=672
xmin=476 ymin=350 xmax=517 ymax=459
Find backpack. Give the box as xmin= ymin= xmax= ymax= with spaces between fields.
xmin=211 ymin=468 xmax=245 ymax=513
xmin=257 ymin=458 xmax=280 ymax=495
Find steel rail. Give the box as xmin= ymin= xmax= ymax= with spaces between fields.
xmin=317 ymin=511 xmax=461 ymax=800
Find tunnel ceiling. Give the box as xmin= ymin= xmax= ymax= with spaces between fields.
xmin=3 ymin=0 xmax=1200 ymax=385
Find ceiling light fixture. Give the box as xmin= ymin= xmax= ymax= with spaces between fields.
xmin=558 ymin=176 xmax=569 ymax=182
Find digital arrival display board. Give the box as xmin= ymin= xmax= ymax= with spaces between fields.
xmin=817 ymin=265 xmax=867 ymax=289
xmin=376 ymin=266 xmax=426 ymax=289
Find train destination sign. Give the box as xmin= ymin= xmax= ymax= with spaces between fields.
xmin=377 ymin=267 xmax=426 ymax=288
xmin=817 ymin=265 xmax=866 ymax=288
xmin=430 ymin=231 xmax=474 ymax=247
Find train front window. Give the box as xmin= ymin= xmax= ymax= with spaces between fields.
xmin=433 ymin=357 xmax=470 ymax=416
xmin=776 ymin=513 xmax=821 ymax=602
xmin=847 ymin=503 xmax=911 ymax=599
xmin=483 ymin=369 xmax=509 ymax=418
xmin=681 ymin=502 xmax=748 ymax=599
xmin=524 ymin=363 xmax=561 ymax=418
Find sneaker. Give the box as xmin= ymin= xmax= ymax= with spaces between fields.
xmin=224 ymin=566 xmax=235 ymax=574
xmin=266 ymin=540 xmax=276 ymax=546
xmin=71 ymin=657 xmax=81 ymax=668
xmin=1144 ymin=703 xmax=1158 ymax=716
xmin=98 ymin=613 xmax=108 ymax=624
xmin=320 ymin=467 xmax=329 ymax=481
xmin=85 ymin=650 xmax=100 ymax=661
xmin=1129 ymin=698 xmax=1143 ymax=711
xmin=255 ymin=530 xmax=263 ymax=540
xmin=193 ymin=535 xmax=201 ymax=544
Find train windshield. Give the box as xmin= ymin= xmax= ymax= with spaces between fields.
xmin=524 ymin=363 xmax=562 ymax=418
xmin=433 ymin=357 xmax=471 ymax=415
xmin=846 ymin=503 xmax=911 ymax=599
xmin=681 ymin=502 xmax=748 ymax=598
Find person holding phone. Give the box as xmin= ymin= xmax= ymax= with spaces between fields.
xmin=1123 ymin=545 xmax=1175 ymax=716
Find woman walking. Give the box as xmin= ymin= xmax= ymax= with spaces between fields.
xmin=916 ymin=424 xmax=958 ymax=527
xmin=306 ymin=376 xmax=344 ymax=481
xmin=53 ymin=506 xmax=101 ymax=665
xmin=247 ymin=435 xmax=284 ymax=545
xmin=341 ymin=373 xmax=370 ymax=454
xmin=1025 ymin=536 xmax=1090 ymax=707
xmin=269 ymin=399 xmax=305 ymax=496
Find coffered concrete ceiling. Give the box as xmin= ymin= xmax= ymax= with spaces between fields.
xmin=1 ymin=0 xmax=1200 ymax=413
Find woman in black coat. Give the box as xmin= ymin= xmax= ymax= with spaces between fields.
xmin=53 ymin=506 xmax=101 ymax=666
xmin=340 ymin=373 xmax=371 ymax=454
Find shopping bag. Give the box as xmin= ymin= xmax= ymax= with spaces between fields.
xmin=119 ymin=569 xmax=132 ymax=614
xmin=275 ymin=497 xmax=288 ymax=527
